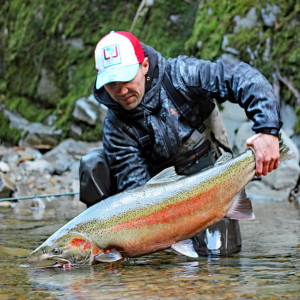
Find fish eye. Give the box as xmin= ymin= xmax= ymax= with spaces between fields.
xmin=53 ymin=247 xmax=62 ymax=255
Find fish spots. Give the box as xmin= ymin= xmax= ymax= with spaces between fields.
xmin=68 ymin=237 xmax=100 ymax=256
xmin=92 ymin=245 xmax=101 ymax=256
xmin=69 ymin=238 xmax=92 ymax=251
xmin=99 ymin=184 xmax=221 ymax=234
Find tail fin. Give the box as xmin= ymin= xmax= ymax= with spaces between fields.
xmin=279 ymin=133 xmax=295 ymax=163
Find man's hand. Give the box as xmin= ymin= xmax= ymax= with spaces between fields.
xmin=246 ymin=133 xmax=280 ymax=177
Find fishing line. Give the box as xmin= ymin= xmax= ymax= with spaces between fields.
xmin=0 ymin=192 xmax=79 ymax=202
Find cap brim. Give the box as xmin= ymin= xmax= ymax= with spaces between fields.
xmin=96 ymin=63 xmax=139 ymax=90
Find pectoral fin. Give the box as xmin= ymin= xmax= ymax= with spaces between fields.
xmin=94 ymin=249 xmax=123 ymax=263
xmin=225 ymin=188 xmax=255 ymax=220
xmin=171 ymin=239 xmax=199 ymax=258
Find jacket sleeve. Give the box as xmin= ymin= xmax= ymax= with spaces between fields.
xmin=102 ymin=114 xmax=152 ymax=192
xmin=169 ymin=56 xmax=282 ymax=136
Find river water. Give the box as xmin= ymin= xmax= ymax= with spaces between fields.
xmin=0 ymin=199 xmax=299 ymax=299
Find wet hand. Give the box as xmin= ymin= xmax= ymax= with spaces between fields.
xmin=246 ymin=133 xmax=279 ymax=177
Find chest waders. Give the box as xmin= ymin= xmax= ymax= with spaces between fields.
xmin=79 ymin=71 xmax=241 ymax=256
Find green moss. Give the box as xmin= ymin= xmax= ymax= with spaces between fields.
xmin=80 ymin=121 xmax=103 ymax=142
xmin=185 ymin=0 xmax=300 ymax=133
xmin=136 ymin=0 xmax=198 ymax=57
xmin=1 ymin=0 xmax=300 ymax=141
xmin=295 ymin=107 xmax=300 ymax=134
xmin=185 ymin=0 xmax=254 ymax=60
xmin=1 ymin=0 xmax=198 ymax=142
xmin=0 ymin=96 xmax=51 ymax=123
xmin=0 ymin=110 xmax=22 ymax=146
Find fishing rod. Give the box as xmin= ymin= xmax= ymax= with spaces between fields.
xmin=0 ymin=192 xmax=79 ymax=202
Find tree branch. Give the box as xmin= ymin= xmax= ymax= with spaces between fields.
xmin=274 ymin=65 xmax=300 ymax=106
xmin=130 ymin=0 xmax=147 ymax=33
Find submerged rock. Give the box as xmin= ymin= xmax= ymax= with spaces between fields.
xmin=0 ymin=171 xmax=15 ymax=198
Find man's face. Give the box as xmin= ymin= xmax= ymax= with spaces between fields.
xmin=104 ymin=58 xmax=149 ymax=110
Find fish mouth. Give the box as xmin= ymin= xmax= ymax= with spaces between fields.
xmin=27 ymin=253 xmax=72 ymax=268
xmin=27 ymin=232 xmax=96 ymax=268
xmin=51 ymin=256 xmax=73 ymax=267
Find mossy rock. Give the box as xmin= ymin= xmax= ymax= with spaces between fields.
xmin=1 ymin=0 xmax=198 ymax=144
xmin=1 ymin=0 xmax=299 ymax=145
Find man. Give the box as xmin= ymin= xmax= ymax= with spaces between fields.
xmin=79 ymin=31 xmax=282 ymax=256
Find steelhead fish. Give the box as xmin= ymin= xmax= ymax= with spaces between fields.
xmin=27 ymin=138 xmax=293 ymax=267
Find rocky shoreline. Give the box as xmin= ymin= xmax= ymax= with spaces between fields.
xmin=0 ymin=139 xmax=102 ymax=218
xmin=1 ymin=96 xmax=300 ymax=219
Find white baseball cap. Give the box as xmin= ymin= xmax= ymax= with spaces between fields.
xmin=94 ymin=31 xmax=145 ymax=89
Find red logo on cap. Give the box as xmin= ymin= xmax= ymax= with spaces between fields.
xmin=102 ymin=45 xmax=121 ymax=68
xmin=103 ymin=46 xmax=119 ymax=60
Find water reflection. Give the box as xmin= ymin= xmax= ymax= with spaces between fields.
xmin=0 ymin=200 xmax=299 ymax=299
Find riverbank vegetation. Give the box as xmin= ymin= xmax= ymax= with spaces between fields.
xmin=1 ymin=0 xmax=299 ymax=143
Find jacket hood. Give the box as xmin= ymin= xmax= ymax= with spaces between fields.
xmin=93 ymin=43 xmax=166 ymax=119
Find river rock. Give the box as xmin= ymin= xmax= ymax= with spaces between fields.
xmin=43 ymin=147 xmax=76 ymax=174
xmin=233 ymin=7 xmax=261 ymax=32
xmin=219 ymin=53 xmax=240 ymax=65
xmin=0 ymin=161 xmax=10 ymax=173
xmin=72 ymin=94 xmax=107 ymax=125
xmin=261 ymin=4 xmax=280 ymax=27
xmin=281 ymin=103 xmax=297 ymax=137
xmin=20 ymin=122 xmax=62 ymax=147
xmin=43 ymin=138 xmax=102 ymax=174
xmin=68 ymin=161 xmax=80 ymax=180
xmin=1 ymin=105 xmax=62 ymax=147
xmin=222 ymin=35 xmax=239 ymax=55
xmin=36 ymin=68 xmax=58 ymax=100
xmin=2 ymin=107 xmax=29 ymax=129
xmin=1 ymin=151 xmax=20 ymax=164
xmin=220 ymin=101 xmax=248 ymax=147
xmin=69 ymin=124 xmax=83 ymax=139
xmin=233 ymin=122 xmax=300 ymax=201
xmin=17 ymin=147 xmax=43 ymax=162
xmin=44 ymin=114 xmax=58 ymax=126
xmin=20 ymin=159 xmax=54 ymax=174
xmin=291 ymin=135 xmax=300 ymax=154
xmin=0 ymin=171 xmax=15 ymax=198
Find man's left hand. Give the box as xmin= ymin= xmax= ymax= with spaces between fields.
xmin=246 ymin=133 xmax=280 ymax=177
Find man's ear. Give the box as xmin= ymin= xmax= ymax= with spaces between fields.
xmin=142 ymin=57 xmax=149 ymax=75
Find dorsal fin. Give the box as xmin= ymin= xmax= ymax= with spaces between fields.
xmin=214 ymin=152 xmax=233 ymax=166
xmin=146 ymin=167 xmax=185 ymax=185
xmin=225 ymin=188 xmax=255 ymax=220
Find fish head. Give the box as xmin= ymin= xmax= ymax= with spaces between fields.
xmin=26 ymin=232 xmax=102 ymax=267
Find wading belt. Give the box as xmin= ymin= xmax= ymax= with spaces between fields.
xmin=173 ymin=140 xmax=213 ymax=175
